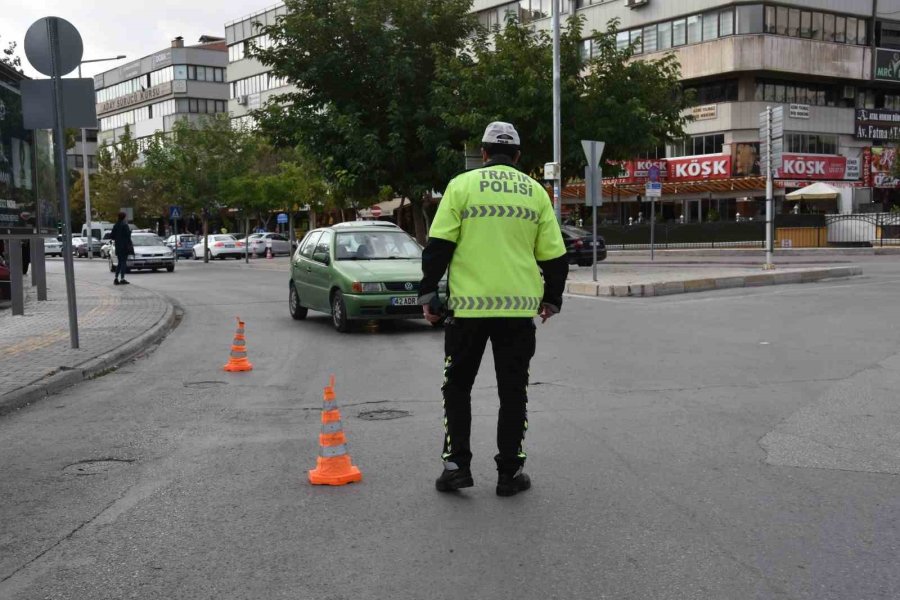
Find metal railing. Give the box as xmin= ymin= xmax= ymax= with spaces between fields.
xmin=598 ymin=221 xmax=765 ymax=250
xmin=825 ymin=213 xmax=900 ymax=247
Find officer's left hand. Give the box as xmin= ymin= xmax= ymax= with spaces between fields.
xmin=423 ymin=304 xmax=442 ymax=324
xmin=539 ymin=303 xmax=558 ymax=324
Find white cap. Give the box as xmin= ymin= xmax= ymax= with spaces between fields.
xmin=481 ymin=121 xmax=520 ymax=146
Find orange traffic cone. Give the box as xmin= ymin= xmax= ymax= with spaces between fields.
xmin=266 ymin=246 xmax=273 ymax=259
xmin=308 ymin=376 xmax=362 ymax=486
xmin=223 ymin=317 xmax=253 ymax=372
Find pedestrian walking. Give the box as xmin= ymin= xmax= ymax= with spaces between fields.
xmin=418 ymin=121 xmax=569 ymax=497
xmin=110 ymin=212 xmax=133 ymax=286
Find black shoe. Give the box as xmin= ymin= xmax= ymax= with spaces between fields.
xmin=120 ymin=279 xmax=130 ymax=285
xmin=113 ymin=279 xmax=120 ymax=285
xmin=496 ymin=468 xmax=531 ymax=497
xmin=435 ymin=464 xmax=473 ymax=492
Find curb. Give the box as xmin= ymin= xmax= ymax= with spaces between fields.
xmin=608 ymin=247 xmax=900 ymax=257
xmin=0 ymin=293 xmax=180 ymax=417
xmin=566 ymin=266 xmax=863 ymax=298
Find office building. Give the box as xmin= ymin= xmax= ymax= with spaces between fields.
xmin=66 ymin=129 xmax=98 ymax=175
xmin=473 ymin=1 xmax=900 ymax=220
xmin=94 ymin=36 xmax=229 ymax=151
xmin=225 ymin=5 xmax=293 ymax=127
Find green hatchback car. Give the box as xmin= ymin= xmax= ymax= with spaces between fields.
xmin=289 ymin=222 xmax=445 ymax=332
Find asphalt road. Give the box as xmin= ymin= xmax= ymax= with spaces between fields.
xmin=2 ymin=254 xmax=899 ymax=600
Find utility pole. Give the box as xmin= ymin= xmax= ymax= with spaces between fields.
xmin=551 ymin=0 xmax=562 ymax=224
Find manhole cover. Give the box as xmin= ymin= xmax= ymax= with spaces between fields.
xmin=62 ymin=459 xmax=134 ymax=476
xmin=184 ymin=381 xmax=227 ymax=389
xmin=358 ymin=409 xmax=411 ymax=421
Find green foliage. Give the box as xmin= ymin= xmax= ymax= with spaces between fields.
xmin=92 ymin=125 xmax=144 ymax=221
xmin=251 ymin=0 xmax=476 ymax=238
xmin=1 ymin=35 xmax=22 ymax=73
xmin=434 ymin=15 xmax=690 ymax=178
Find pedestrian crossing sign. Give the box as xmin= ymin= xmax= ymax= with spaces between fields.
xmin=169 ymin=206 xmax=182 ymax=220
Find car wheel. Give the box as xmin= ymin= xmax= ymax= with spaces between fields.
xmin=331 ymin=290 xmax=350 ymax=333
xmin=289 ymin=283 xmax=308 ymax=320
xmin=166 ymin=264 xmax=175 ymax=273
xmin=577 ymin=259 xmax=593 ymax=267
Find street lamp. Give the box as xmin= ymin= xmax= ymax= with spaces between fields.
xmin=78 ymin=55 xmax=126 ymax=259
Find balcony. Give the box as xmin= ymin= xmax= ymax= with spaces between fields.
xmin=646 ymin=34 xmax=871 ymax=81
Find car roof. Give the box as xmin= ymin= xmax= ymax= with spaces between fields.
xmin=331 ymin=221 xmax=400 ymax=230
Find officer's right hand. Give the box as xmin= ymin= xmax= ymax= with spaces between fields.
xmin=423 ymin=304 xmax=442 ymax=324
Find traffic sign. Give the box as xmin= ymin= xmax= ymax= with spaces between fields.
xmin=169 ymin=205 xmax=182 ymax=220
xmin=277 ymin=213 xmax=288 ymax=224
xmin=24 ymin=17 xmax=83 ymax=77
xmin=370 ymin=206 xmax=382 ymax=218
xmin=645 ymin=182 xmax=662 ymax=198
xmin=647 ymin=165 xmax=660 ymax=183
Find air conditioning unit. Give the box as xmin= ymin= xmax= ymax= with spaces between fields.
xmin=236 ymin=95 xmax=249 ymax=106
xmin=624 ymin=0 xmax=649 ymax=7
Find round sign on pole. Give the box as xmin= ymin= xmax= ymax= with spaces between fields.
xmin=24 ymin=17 xmax=83 ymax=77
xmin=371 ymin=206 xmax=382 ymax=218
xmin=648 ymin=165 xmax=660 ymax=183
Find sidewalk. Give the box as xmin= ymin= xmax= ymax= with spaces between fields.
xmin=0 ymin=272 xmax=177 ymax=414
xmin=566 ymin=255 xmax=863 ymax=298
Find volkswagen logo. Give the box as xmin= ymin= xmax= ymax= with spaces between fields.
xmin=404 ymin=282 xmax=414 ymax=291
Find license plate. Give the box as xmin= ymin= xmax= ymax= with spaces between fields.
xmin=224 ymin=244 xmax=235 ymax=248
xmin=390 ymin=296 xmax=418 ymax=306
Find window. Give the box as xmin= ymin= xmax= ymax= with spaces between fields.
xmin=687 ymin=15 xmax=701 ymax=44
xmin=811 ymin=12 xmax=823 ymax=40
xmin=658 ymin=21 xmax=672 ymax=50
xmin=788 ymin=8 xmax=800 ymax=37
xmin=776 ymin=7 xmax=788 ymax=35
xmin=616 ymin=31 xmax=629 ymax=51
xmin=300 ymin=232 xmax=321 ymax=259
xmin=630 ymin=29 xmax=643 ymax=54
xmin=823 ymin=14 xmax=835 ymax=42
xmin=313 ymin=233 xmax=331 ymax=263
xmin=668 ymin=133 xmax=724 ymax=158
xmin=188 ymin=66 xmax=196 ymax=80
xmin=800 ymin=11 xmax=811 ymax=38
xmin=738 ymin=4 xmax=764 ymax=34
xmin=174 ymin=65 xmax=187 ymax=80
xmin=642 ymin=25 xmax=657 ymax=53
xmin=859 ymin=19 xmax=868 ymax=45
xmin=196 ymin=67 xmax=206 ymax=82
xmin=214 ymin=68 xmax=224 ymax=83
xmin=764 ymin=6 xmax=777 ymax=34
xmin=579 ymin=39 xmax=591 ymax=61
xmin=834 ymin=16 xmax=846 ymax=43
xmin=702 ymin=12 xmax=718 ymax=41
xmin=846 ymin=17 xmax=858 ymax=44
xmin=672 ymin=18 xmax=687 ymax=46
xmin=719 ymin=9 xmax=734 ymax=37
xmin=684 ymin=80 xmax=738 ymax=106
xmin=189 ymin=99 xmax=198 ymax=112
xmin=786 ymin=133 xmax=838 ymax=155
xmin=87 ymin=155 xmax=97 ymax=169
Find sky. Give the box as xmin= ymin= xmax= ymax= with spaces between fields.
xmin=1 ymin=0 xmax=268 ymax=78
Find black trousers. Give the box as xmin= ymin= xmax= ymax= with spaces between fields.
xmin=441 ymin=317 xmax=536 ymax=474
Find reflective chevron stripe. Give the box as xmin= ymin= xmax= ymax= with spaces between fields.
xmin=448 ymin=296 xmax=541 ymax=312
xmin=460 ymin=205 xmax=540 ymax=223
xmin=319 ymin=444 xmax=348 ymax=458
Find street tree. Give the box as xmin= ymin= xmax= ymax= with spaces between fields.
xmin=251 ymin=0 xmax=476 ymax=242
xmin=434 ymin=15 xmax=690 ymax=178
xmin=92 ymin=125 xmax=142 ymax=221
xmin=1 ymin=34 xmax=22 ymax=74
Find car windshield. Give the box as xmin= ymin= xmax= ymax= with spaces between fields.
xmin=561 ymin=226 xmax=590 ymax=238
xmin=213 ymin=235 xmax=236 ymax=242
xmin=335 ymin=231 xmax=422 ymax=260
xmin=132 ymin=235 xmax=165 ymax=246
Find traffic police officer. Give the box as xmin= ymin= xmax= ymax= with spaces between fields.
xmin=419 ymin=121 xmax=569 ymax=497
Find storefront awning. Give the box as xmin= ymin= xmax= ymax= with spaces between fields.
xmin=785 ymin=182 xmax=840 ymax=200
xmin=560 ymin=176 xmax=770 ymax=200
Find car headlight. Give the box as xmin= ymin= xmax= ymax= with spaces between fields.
xmin=351 ymin=282 xmax=384 ymax=293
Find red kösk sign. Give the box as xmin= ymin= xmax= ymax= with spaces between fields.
xmin=775 ymin=154 xmax=850 ymax=180
xmin=666 ymin=155 xmax=732 ymax=181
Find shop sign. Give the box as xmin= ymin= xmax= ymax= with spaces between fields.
xmin=854 ymin=108 xmax=900 ymax=140
xmin=667 ymin=155 xmax=731 ymax=181
xmin=789 ymin=104 xmax=810 ymax=119
xmin=691 ymin=104 xmax=717 ymax=121
xmin=606 ymin=159 xmax=667 ymax=183
xmin=98 ymin=80 xmax=172 ymax=114
xmin=774 ymin=154 xmax=857 ymax=180
xmin=864 ymin=147 xmax=873 ymax=187
xmin=867 ymin=147 xmax=900 ymax=188
xmin=874 ymin=48 xmax=900 ymax=82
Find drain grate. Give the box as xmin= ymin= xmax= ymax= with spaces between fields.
xmin=358 ymin=409 xmax=411 ymax=421
xmin=62 ymin=458 xmax=135 ymax=476
xmin=184 ymin=381 xmax=227 ymax=389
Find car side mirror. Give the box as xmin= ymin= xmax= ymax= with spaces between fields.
xmin=313 ymin=252 xmax=330 ymax=265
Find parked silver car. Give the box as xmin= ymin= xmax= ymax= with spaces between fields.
xmin=109 ymin=233 xmax=175 ymax=273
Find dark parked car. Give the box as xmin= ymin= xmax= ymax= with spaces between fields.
xmin=561 ymin=225 xmax=606 ymax=266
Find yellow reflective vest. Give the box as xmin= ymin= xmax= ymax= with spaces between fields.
xmin=429 ymin=163 xmax=566 ymax=318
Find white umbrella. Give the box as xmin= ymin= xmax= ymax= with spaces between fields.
xmin=785 ymin=182 xmax=840 ymax=200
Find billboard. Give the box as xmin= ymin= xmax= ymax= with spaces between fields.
xmin=854 ymin=108 xmax=900 ymax=141
xmin=866 ymin=147 xmax=900 ymax=188
xmin=773 ymin=154 xmax=859 ymax=181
